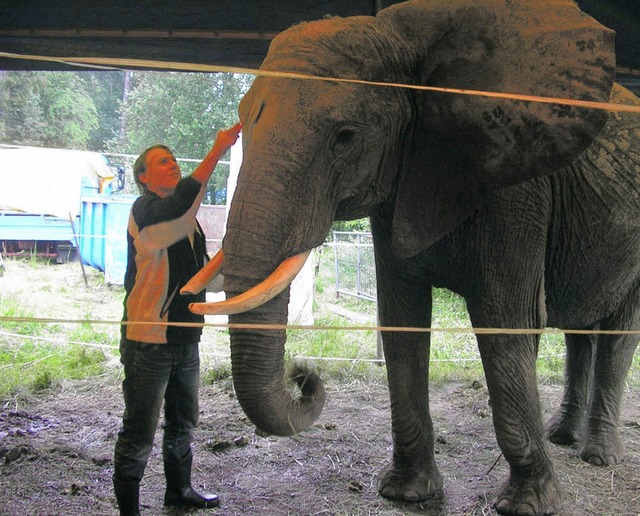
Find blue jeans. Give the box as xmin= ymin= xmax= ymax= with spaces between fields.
xmin=113 ymin=340 xmax=200 ymax=482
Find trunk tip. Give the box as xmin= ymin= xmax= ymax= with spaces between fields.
xmin=290 ymin=362 xmax=324 ymax=402
xmin=237 ymin=362 xmax=327 ymax=438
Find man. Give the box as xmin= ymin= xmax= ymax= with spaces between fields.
xmin=113 ymin=123 xmax=241 ymax=515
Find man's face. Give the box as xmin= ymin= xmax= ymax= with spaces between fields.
xmin=139 ymin=147 xmax=182 ymax=197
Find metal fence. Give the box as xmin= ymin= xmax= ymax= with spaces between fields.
xmin=332 ymin=231 xmax=376 ymax=301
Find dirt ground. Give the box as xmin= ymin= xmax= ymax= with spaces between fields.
xmin=1 ymin=260 xmax=640 ymax=515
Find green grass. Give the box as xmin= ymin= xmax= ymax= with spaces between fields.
xmin=286 ymin=313 xmax=386 ymax=382
xmin=67 ymin=320 xmax=116 ymax=346
xmin=429 ymin=288 xmax=569 ymax=385
xmin=0 ymin=339 xmax=112 ymax=395
xmin=288 ymin=250 xmax=640 ymax=388
xmin=1 ymin=251 xmax=640 ymax=400
xmin=0 ymin=297 xmax=55 ymax=336
xmin=0 ymin=281 xmax=118 ymax=398
xmin=201 ymin=360 xmax=232 ymax=384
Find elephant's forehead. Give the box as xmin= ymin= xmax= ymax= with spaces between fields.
xmin=241 ymin=77 xmax=374 ymax=132
xmin=264 ymin=16 xmax=381 ymax=77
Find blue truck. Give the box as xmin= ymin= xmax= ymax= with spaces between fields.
xmin=0 ymin=145 xmax=130 ymax=275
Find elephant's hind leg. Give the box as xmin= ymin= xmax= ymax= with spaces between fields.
xmin=546 ymin=333 xmax=596 ymax=446
xmin=581 ymin=341 xmax=638 ymax=464
xmin=580 ymin=334 xmax=637 ymax=465
xmin=581 ymin=285 xmax=640 ymax=466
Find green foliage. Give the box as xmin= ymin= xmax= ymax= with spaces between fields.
xmin=428 ymin=288 xmax=483 ymax=383
xmin=0 ymin=291 xmax=116 ymax=397
xmin=286 ymin=313 xmax=384 ymax=381
xmin=0 ymin=70 xmax=251 ymax=203
xmin=83 ymin=72 xmax=128 ymax=150
xmin=0 ymin=296 xmax=47 ymax=336
xmin=295 ymin=248 xmax=640 ymax=388
xmin=0 ymin=72 xmax=100 ymax=148
xmin=201 ymin=362 xmax=233 ymax=384
xmin=331 ymin=218 xmax=371 ymax=233
xmin=108 ymin=71 xmax=252 ymax=204
xmin=0 ymin=71 xmax=248 ymax=203
xmin=67 ymin=320 xmax=114 ymax=346
xmin=41 ymin=73 xmax=99 ymax=147
xmin=0 ymin=72 xmax=48 ymax=145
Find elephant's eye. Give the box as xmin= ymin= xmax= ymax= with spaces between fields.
xmin=254 ymin=101 xmax=265 ymax=124
xmin=334 ymin=128 xmax=355 ymax=147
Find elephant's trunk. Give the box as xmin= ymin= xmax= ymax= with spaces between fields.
xmin=219 ymin=175 xmax=327 ymax=435
xmin=225 ymin=278 xmax=326 ymax=436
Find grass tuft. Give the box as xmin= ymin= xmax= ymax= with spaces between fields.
xmin=0 ymin=265 xmax=119 ymax=398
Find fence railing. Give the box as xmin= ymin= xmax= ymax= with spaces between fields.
xmin=332 ymin=231 xmax=376 ymax=301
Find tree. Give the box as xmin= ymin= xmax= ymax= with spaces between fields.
xmin=331 ymin=218 xmax=372 ymax=233
xmin=0 ymin=72 xmax=100 ymax=149
xmin=109 ymin=71 xmax=252 ymax=203
xmin=0 ymin=72 xmax=48 ymax=146
xmin=0 ymin=71 xmax=251 ymax=203
xmin=39 ymin=73 xmax=99 ymax=148
xmin=83 ymin=72 xmax=128 ymax=151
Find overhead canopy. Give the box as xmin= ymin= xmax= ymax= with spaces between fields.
xmin=0 ymin=1 xmax=400 ymax=72
xmin=0 ymin=0 xmax=638 ymax=75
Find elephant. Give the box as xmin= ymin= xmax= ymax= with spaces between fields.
xmin=184 ymin=0 xmax=640 ymax=514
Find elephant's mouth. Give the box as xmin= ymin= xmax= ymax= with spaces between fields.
xmin=185 ymin=249 xmax=311 ymax=316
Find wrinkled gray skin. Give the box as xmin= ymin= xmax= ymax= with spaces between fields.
xmin=221 ymin=0 xmax=640 ymax=514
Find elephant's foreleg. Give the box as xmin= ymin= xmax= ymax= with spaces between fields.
xmin=547 ymin=333 xmax=596 ymax=446
xmin=373 ymin=269 xmax=441 ymax=501
xmin=371 ymin=216 xmax=442 ymax=501
xmin=378 ymin=328 xmax=443 ymax=501
xmin=477 ymin=334 xmax=564 ymax=515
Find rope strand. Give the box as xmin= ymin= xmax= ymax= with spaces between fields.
xmin=1 ymin=315 xmax=639 ymax=336
xmin=1 ymin=51 xmax=639 ymax=114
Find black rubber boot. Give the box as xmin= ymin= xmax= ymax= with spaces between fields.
xmin=163 ymin=453 xmax=219 ymax=509
xmin=113 ymin=476 xmax=141 ymax=516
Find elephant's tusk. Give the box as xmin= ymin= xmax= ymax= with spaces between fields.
xmin=189 ymin=250 xmax=311 ymax=315
xmin=180 ymin=249 xmax=224 ymax=295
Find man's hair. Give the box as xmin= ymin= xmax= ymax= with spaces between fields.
xmin=132 ymin=144 xmax=172 ymax=194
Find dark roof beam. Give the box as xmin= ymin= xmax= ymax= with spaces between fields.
xmin=0 ymin=28 xmax=279 ymax=41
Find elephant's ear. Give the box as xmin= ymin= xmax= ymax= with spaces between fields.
xmin=381 ymin=0 xmax=616 ymax=258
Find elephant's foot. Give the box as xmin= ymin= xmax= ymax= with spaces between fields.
xmin=494 ymin=468 xmax=563 ymax=516
xmin=580 ymin=425 xmax=625 ymax=466
xmin=546 ymin=410 xmax=582 ymax=446
xmin=377 ymin=463 xmax=443 ymax=502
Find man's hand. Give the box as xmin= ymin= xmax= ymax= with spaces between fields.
xmin=191 ymin=122 xmax=243 ymax=187
xmin=214 ymin=122 xmax=242 ymax=154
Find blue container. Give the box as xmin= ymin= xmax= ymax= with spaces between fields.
xmin=80 ymin=194 xmax=135 ymax=285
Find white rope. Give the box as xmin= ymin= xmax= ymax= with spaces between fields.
xmin=1 ymin=51 xmax=639 ymax=114
xmin=1 ymin=315 xmax=640 ymax=336
xmin=0 ymin=329 xmax=569 ymax=365
xmin=0 ymin=51 xmax=638 ymax=361
xmin=291 ymin=353 xmax=568 ymax=364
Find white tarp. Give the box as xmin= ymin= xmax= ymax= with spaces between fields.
xmin=0 ymin=146 xmax=113 ymax=219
